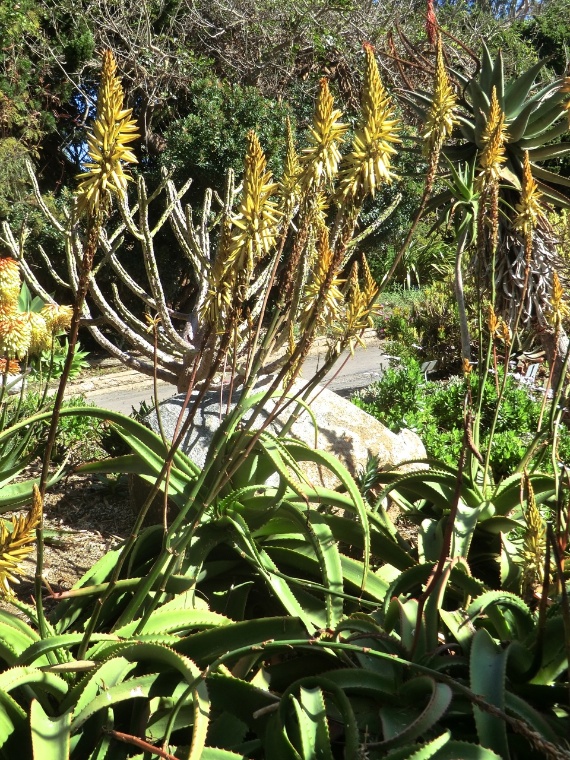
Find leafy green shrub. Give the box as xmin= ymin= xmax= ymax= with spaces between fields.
xmin=11 ymin=392 xmax=105 ymax=462
xmin=354 ymin=359 xmax=570 ymax=478
xmin=29 ymin=340 xmax=90 ymax=381
xmin=377 ymin=280 xmax=469 ymax=370
xmin=160 ymin=77 xmax=291 ymax=192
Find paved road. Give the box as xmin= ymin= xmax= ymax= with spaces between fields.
xmin=78 ymin=341 xmax=389 ymax=415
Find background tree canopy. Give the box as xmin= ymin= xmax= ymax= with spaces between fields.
xmin=0 ymin=0 xmax=568 ymax=294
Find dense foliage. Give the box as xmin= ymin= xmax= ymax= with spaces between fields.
xmin=0 ymin=7 xmax=567 ymax=759
xmin=354 ymin=357 xmax=570 ymax=478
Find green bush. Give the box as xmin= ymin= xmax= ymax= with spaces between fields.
xmin=354 ymin=359 xmax=570 ymax=478
xmin=160 ymin=77 xmax=291 ymax=192
xmin=11 ymin=391 xmax=105 ymax=462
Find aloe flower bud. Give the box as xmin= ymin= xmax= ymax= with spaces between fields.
xmin=0 ymin=258 xmax=21 ymax=309
xmin=0 ymin=312 xmax=32 ymax=358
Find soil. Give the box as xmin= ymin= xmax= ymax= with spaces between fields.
xmin=1 ymin=467 xmax=134 ymax=615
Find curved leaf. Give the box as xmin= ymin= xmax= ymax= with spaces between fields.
xmin=275 ymin=503 xmax=344 ymax=628
xmin=379 ymin=677 xmax=452 ymax=749
xmin=281 ymin=441 xmax=371 ymax=588
xmin=30 ymin=700 xmax=72 ymax=760
xmin=470 ymin=629 xmax=510 ymax=758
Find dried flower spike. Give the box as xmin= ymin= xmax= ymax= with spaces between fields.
xmin=76 ymin=50 xmax=139 ymax=216
xmin=486 ymin=303 xmax=499 ymax=335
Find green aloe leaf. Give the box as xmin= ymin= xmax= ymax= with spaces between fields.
xmin=113 ymin=609 xmax=233 ymax=638
xmin=490 ymin=49 xmax=504 ymax=106
xmin=478 ymin=43 xmax=495 ymax=94
xmin=520 ymin=119 xmax=570 ymax=149
xmin=379 ymin=677 xmax=452 ymax=749
xmin=504 ymin=58 xmax=548 ymax=118
xmin=176 ymin=616 xmax=307 ymax=666
xmin=206 ymin=672 xmax=279 ymax=733
xmin=467 ymin=592 xmax=534 ymax=640
xmin=0 ymin=689 xmax=27 ymax=754
xmin=59 ymin=655 xmax=135 ymax=715
xmin=322 ymin=666 xmax=399 ymax=700
xmin=0 ymin=666 xmax=68 ymax=699
xmin=227 ymin=512 xmax=318 ymax=630
xmin=16 ymin=634 xmax=119 ymax=668
xmin=280 ymin=676 xmax=359 ymax=759
xmin=291 ymin=686 xmax=334 ymax=760
xmin=470 ymin=629 xmax=510 ymax=759
xmin=281 ymin=442 xmax=371 ymax=587
xmin=506 ymin=98 xmax=540 ymax=143
xmin=276 ymin=503 xmax=344 ymax=628
xmin=30 ymin=700 xmax=71 ymax=760
xmin=385 ymin=736 xmax=503 ymax=759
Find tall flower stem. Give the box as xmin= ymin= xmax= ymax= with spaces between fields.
xmin=35 ymin=49 xmax=138 ymax=639
xmin=35 ymin=214 xmax=102 ymax=637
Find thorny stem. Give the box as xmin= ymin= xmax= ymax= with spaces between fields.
xmin=105 ymin=729 xmax=178 ymax=760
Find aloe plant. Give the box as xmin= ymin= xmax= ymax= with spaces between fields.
xmin=0 ymin=42 xmax=566 ymax=759
xmin=402 ymin=41 xmax=570 ymax=335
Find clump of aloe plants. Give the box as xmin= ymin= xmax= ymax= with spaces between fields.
xmin=0 ymin=34 xmax=566 ymax=760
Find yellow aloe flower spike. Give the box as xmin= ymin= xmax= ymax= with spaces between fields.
xmin=41 ymin=303 xmax=73 ymax=334
xmin=76 ymin=50 xmax=140 ymax=216
xmin=228 ymin=131 xmax=280 ymax=279
xmin=300 ymin=78 xmax=348 ymax=192
xmin=522 ymin=474 xmax=547 ymax=596
xmin=24 ymin=312 xmax=51 ymax=355
xmin=0 ymin=312 xmax=32 ymax=358
xmin=422 ymin=37 xmax=457 ymax=153
xmin=0 ymin=485 xmax=42 ymax=596
xmin=338 ymin=43 xmax=400 ymax=200
xmin=201 ymin=250 xmax=236 ymax=328
xmin=0 ymin=258 xmax=21 ymax=309
xmin=303 ymin=228 xmax=344 ymax=325
xmin=476 ymin=87 xmax=508 ymax=190
xmin=514 ymin=151 xmax=545 ymax=237
xmin=548 ymin=271 xmax=570 ymax=327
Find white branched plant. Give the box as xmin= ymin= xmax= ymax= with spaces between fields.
xmin=1 ymin=46 xmax=399 ymax=393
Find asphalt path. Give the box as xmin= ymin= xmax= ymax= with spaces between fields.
xmin=80 ymin=341 xmax=390 ymax=414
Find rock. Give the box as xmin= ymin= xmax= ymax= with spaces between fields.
xmin=2 ymin=374 xmax=26 ymax=395
xmin=145 ymin=378 xmax=425 ymax=491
